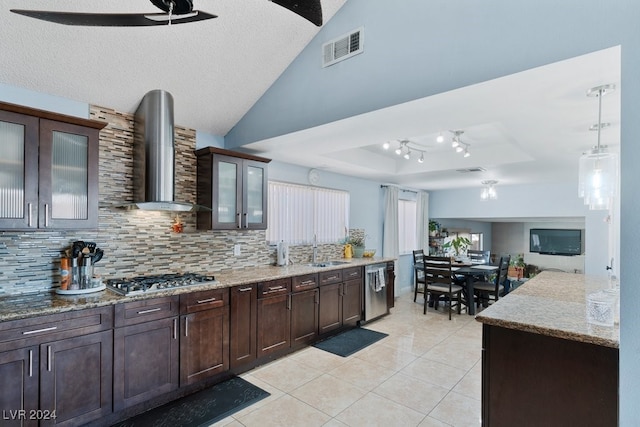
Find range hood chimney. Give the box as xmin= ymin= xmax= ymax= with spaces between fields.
xmin=128 ymin=89 xmax=195 ymax=211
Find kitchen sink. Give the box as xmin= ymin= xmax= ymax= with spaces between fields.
xmin=306 ymin=261 xmax=351 ymax=268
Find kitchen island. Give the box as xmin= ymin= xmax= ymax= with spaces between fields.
xmin=476 ymin=271 xmax=619 ymax=427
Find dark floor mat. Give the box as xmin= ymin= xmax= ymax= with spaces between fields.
xmin=313 ymin=327 xmax=388 ymax=357
xmin=112 ymin=376 xmax=269 ymax=427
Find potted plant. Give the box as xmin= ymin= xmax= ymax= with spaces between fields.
xmin=347 ymin=235 xmax=366 ymax=257
xmin=429 ymin=220 xmax=440 ymax=237
xmin=508 ymin=253 xmax=526 ymax=279
xmin=442 ymin=236 xmax=471 ymax=259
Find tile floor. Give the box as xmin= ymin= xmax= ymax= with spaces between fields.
xmin=215 ymin=292 xmax=483 ymax=427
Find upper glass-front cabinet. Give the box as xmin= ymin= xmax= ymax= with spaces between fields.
xmin=196 ymin=147 xmax=270 ymax=230
xmin=0 ymin=103 xmax=104 ymax=230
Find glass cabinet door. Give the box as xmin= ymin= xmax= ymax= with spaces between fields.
xmin=39 ymin=120 xmax=99 ymax=229
xmin=212 ymin=155 xmax=243 ymax=229
xmin=0 ymin=110 xmax=38 ymax=229
xmin=244 ymin=161 xmax=268 ymax=229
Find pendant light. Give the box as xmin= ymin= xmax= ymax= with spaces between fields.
xmin=480 ymin=180 xmax=498 ymax=201
xmin=578 ymin=84 xmax=618 ymax=210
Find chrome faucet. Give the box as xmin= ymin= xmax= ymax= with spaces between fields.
xmin=312 ymin=234 xmax=318 ymax=263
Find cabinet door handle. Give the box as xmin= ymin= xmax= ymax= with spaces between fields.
xmin=44 ymin=203 xmax=49 ymax=227
xmin=28 ymin=203 xmax=33 ymax=227
xmin=327 ymin=275 xmax=339 ymax=281
xmin=173 ymin=318 xmax=178 ymax=340
xmin=237 ymin=212 xmax=241 ymax=229
xmin=197 ymin=297 xmax=217 ymax=304
xmin=47 ymin=346 xmax=52 ymax=372
xmin=137 ymin=307 xmax=161 ymax=315
xmin=185 ymin=318 xmax=189 ymax=337
xmin=243 ymin=212 xmax=248 ymax=228
xmin=28 ymin=350 xmax=33 ymax=377
xmin=348 ymin=272 xmax=358 ymax=277
xmin=314 ymin=289 xmax=319 ymax=304
xmin=22 ymin=326 xmax=57 ymax=335
xmin=268 ymin=285 xmax=284 ymax=291
xmin=238 ymin=287 xmax=253 ymax=292
xmin=300 ymin=280 xmax=316 ymax=286
xmin=287 ymin=294 xmax=291 ymax=310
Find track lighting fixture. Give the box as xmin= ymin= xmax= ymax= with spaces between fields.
xmin=382 ymin=141 xmax=390 ymax=150
xmin=436 ymin=133 xmax=444 ymax=143
xmin=404 ymin=149 xmax=411 ymax=160
xmin=418 ymin=152 xmax=424 ymax=163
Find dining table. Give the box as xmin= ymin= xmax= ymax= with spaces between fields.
xmin=452 ymin=264 xmax=499 ymax=315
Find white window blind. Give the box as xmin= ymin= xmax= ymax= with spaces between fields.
xmin=398 ymin=199 xmax=417 ymax=254
xmin=267 ymin=181 xmax=349 ymax=245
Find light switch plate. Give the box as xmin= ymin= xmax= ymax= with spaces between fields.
xmin=234 ymin=244 xmax=241 ymax=256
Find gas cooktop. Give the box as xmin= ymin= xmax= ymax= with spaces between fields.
xmin=105 ymin=273 xmax=217 ymax=296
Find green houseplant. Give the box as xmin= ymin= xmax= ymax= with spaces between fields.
xmin=442 ymin=236 xmax=471 ymax=257
xmin=429 ymin=220 xmax=440 ymax=236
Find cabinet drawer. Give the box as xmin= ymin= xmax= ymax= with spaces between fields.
xmin=115 ymin=296 xmax=180 ymax=327
xmin=180 ymin=288 xmax=229 ymax=314
xmin=292 ymin=273 xmax=319 ymax=292
xmin=0 ymin=306 xmax=113 ymax=349
xmin=319 ymin=269 xmax=343 ymax=285
xmin=342 ymin=267 xmax=362 ymax=281
xmin=258 ymin=278 xmax=291 ymax=298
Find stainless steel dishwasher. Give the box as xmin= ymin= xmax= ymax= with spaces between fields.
xmin=364 ymin=263 xmax=388 ymax=322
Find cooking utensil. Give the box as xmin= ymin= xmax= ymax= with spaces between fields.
xmin=92 ymin=248 xmax=104 ymax=264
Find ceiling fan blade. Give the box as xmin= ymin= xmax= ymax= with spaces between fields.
xmin=270 ymin=0 xmax=323 ymax=26
xmin=10 ymin=9 xmax=217 ymax=26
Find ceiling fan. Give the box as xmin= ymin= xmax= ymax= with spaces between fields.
xmin=10 ymin=0 xmax=322 ymax=27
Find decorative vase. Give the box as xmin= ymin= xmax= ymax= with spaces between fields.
xmin=352 ymin=245 xmax=365 ymax=258
xmin=344 ymin=244 xmax=353 ymax=259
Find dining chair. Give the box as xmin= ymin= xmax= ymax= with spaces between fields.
xmin=412 ymin=249 xmax=426 ymax=302
xmin=473 ymin=255 xmax=511 ymax=308
xmin=422 ymin=256 xmax=463 ymax=319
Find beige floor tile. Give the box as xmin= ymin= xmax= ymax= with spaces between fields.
xmin=373 ymin=372 xmax=449 ymax=415
xmin=400 ymin=356 xmax=467 ymax=390
xmin=378 ymin=332 xmax=438 ymax=357
xmin=335 ymin=392 xmax=426 ymax=427
xmin=452 ymin=361 xmax=482 ymax=400
xmin=250 ymin=357 xmax=323 ymax=392
xmin=418 ymin=416 xmax=453 ymax=427
xmin=354 ymin=342 xmax=417 ymax=371
xmin=290 ymin=346 xmax=352 ymax=372
xmin=422 ymin=339 xmax=481 ymax=371
xmin=322 ymin=419 xmax=349 ymax=427
xmin=236 ymin=394 xmax=331 ymax=427
xmin=327 ymin=357 xmax=397 ymax=391
xmin=290 ymin=373 xmax=367 ymax=416
xmin=429 ymin=391 xmax=481 ymax=427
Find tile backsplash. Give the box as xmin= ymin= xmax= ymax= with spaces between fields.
xmin=0 ymin=105 xmax=343 ymax=295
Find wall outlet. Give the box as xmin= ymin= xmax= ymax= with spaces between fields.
xmin=233 ymin=244 xmax=241 ymax=256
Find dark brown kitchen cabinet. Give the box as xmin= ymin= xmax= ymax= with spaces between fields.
xmin=230 ymin=284 xmax=257 ymax=369
xmin=256 ymin=278 xmax=291 ymax=358
xmin=318 ymin=268 xmax=362 ymax=335
xmin=291 ymin=274 xmax=319 ymax=348
xmin=40 ymin=330 xmax=113 ymax=426
xmin=113 ymin=296 xmax=180 ymax=411
xmin=179 ymin=289 xmax=229 ymax=386
xmin=0 ymin=347 xmax=38 ymax=427
xmin=386 ymin=261 xmax=395 ymax=309
xmin=0 ymin=102 xmax=105 ymax=230
xmin=0 ymin=306 xmax=113 ymax=427
xmin=196 ymin=147 xmax=271 ymax=230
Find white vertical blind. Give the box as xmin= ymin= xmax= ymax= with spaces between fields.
xmin=398 ymin=199 xmax=417 ymax=254
xmin=266 ymin=181 xmax=349 ymax=245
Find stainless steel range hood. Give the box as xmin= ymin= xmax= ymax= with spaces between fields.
xmin=125 ymin=89 xmax=195 ymax=212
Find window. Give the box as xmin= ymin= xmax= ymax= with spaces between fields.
xmin=398 ymin=199 xmax=417 ymax=254
xmin=266 ymin=181 xmax=349 ymax=245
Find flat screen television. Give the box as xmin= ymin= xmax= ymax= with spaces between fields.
xmin=529 ymin=228 xmax=583 ymax=256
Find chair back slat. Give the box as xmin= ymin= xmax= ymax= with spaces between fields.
xmin=496 ymin=255 xmax=511 ymax=287
xmin=412 ymin=249 xmax=425 ymax=264
xmin=423 ymin=256 xmax=453 ymax=284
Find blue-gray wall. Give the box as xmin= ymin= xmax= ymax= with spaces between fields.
xmin=227 ymin=1 xmax=640 ymax=423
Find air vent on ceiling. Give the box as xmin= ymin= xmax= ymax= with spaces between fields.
xmin=456 ymin=167 xmax=487 ymax=173
xmin=322 ymin=27 xmax=363 ymax=67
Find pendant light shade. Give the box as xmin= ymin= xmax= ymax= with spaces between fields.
xmin=578 ymin=84 xmax=618 ymax=210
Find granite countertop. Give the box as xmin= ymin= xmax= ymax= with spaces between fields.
xmin=475 ymin=271 xmax=619 ymax=348
xmin=0 ymin=257 xmax=395 ymax=323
